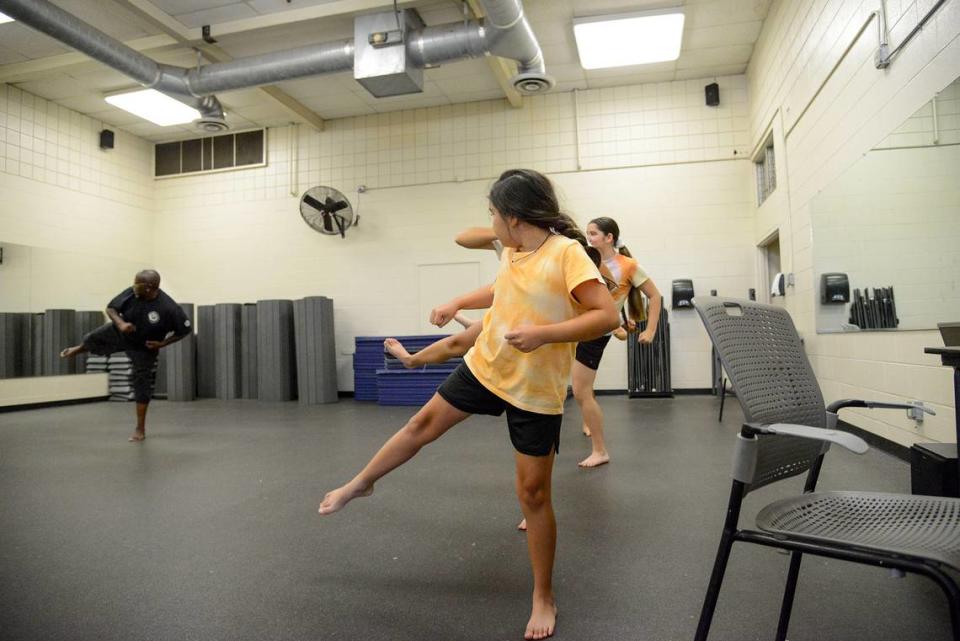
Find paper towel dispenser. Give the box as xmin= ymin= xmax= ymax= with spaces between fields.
xmin=820 ymin=272 xmax=850 ymax=304
xmin=672 ymin=279 xmax=695 ymax=309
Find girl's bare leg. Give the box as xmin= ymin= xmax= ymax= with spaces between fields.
xmin=384 ymin=323 xmax=481 ymax=369
xmin=516 ymin=451 xmax=558 ymax=640
xmin=319 ymin=393 xmax=470 ymax=514
xmin=572 ymin=362 xmax=609 ymax=468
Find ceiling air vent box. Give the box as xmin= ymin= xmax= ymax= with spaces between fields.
xmin=354 ymin=9 xmax=425 ymax=98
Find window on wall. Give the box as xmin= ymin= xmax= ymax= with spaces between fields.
xmin=754 ymin=134 xmax=776 ymax=205
xmin=154 ymin=129 xmax=266 ymax=178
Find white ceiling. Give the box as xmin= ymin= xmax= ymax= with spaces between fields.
xmin=0 ymin=0 xmax=772 ymax=142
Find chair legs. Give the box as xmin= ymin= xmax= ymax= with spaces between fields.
xmin=917 ymin=564 xmax=960 ymax=641
xmin=694 ymin=530 xmax=736 ymax=641
xmin=697 ymin=525 xmax=960 ymax=641
xmin=775 ymin=551 xmax=804 ymax=641
xmin=718 ymin=379 xmax=727 ymax=422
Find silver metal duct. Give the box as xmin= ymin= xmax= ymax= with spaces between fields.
xmin=481 ymin=0 xmax=545 ymax=75
xmin=158 ymin=41 xmax=356 ymax=96
xmin=0 ymin=0 xmax=159 ymax=86
xmin=0 ymin=0 xmax=228 ymax=127
xmin=0 ymin=0 xmax=552 ymax=130
xmin=409 ymin=0 xmax=552 ymax=92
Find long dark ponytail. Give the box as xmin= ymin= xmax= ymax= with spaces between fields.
xmin=589 ymin=216 xmax=646 ymax=321
xmin=489 ymin=169 xmax=587 ymax=247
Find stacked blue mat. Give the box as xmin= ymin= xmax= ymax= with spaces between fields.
xmin=377 ymin=351 xmax=464 ymax=406
xmin=353 ymin=335 xmax=450 ymax=402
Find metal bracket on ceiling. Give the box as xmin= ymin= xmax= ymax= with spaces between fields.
xmin=202 ymin=24 xmax=217 ymax=44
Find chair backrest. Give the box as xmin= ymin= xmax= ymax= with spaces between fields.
xmin=694 ymin=296 xmax=827 ymax=492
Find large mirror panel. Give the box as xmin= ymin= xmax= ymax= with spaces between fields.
xmin=0 ymin=242 xmax=144 ymax=378
xmin=813 ymin=76 xmax=960 ymax=332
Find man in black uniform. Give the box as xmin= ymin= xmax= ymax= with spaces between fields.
xmin=60 ymin=269 xmax=192 ymax=442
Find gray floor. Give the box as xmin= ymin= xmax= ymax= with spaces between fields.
xmin=0 ymin=395 xmax=952 ymax=641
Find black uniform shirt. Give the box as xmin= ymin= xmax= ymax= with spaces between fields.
xmin=107 ymin=287 xmax=191 ymax=350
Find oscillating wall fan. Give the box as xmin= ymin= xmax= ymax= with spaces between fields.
xmin=299 ymin=186 xmax=355 ymax=238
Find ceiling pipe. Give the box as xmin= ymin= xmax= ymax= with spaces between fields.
xmin=408 ymin=0 xmax=552 ymax=93
xmin=0 ymin=0 xmax=227 ymax=128
xmin=0 ymin=0 xmax=553 ymax=131
xmin=481 ymin=0 xmax=546 ymax=74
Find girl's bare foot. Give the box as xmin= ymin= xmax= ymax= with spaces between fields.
xmin=517 ymin=518 xmax=527 ymax=531
xmin=524 ymin=597 xmax=557 ymax=640
xmin=383 ymin=338 xmax=415 ymax=368
xmin=318 ymin=480 xmax=374 ymax=515
xmin=578 ymin=452 xmax=610 ymax=468
xmin=128 ymin=430 xmax=145 ymax=442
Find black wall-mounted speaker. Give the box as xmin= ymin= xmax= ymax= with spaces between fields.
xmin=705 ymin=82 xmax=720 ymax=107
xmin=99 ymin=129 xmax=115 ymax=150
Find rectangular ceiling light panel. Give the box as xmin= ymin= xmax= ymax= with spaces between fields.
xmin=105 ymin=89 xmax=200 ymax=126
xmin=574 ymin=9 xmax=685 ymax=70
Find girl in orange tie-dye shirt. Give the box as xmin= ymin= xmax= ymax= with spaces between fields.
xmin=575 ymin=217 xmax=662 ymax=469
xmin=318 ymin=169 xmax=620 ymax=640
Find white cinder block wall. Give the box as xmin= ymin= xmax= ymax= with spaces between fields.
xmin=152 ymin=76 xmax=754 ymax=392
xmin=0 ymin=84 xmax=156 ymax=310
xmin=747 ymin=0 xmax=960 ymax=446
xmin=2 ymin=0 xmax=957 ymax=448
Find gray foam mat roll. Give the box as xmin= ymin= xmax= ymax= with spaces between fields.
xmin=42 ymin=309 xmax=77 ymax=375
xmin=154 ymin=344 xmax=168 ymax=398
xmin=29 ymin=313 xmax=43 ymax=376
xmin=293 ymin=296 xmax=338 ymax=405
xmin=165 ymin=303 xmax=196 ymax=402
xmin=197 ymin=305 xmax=216 ymax=398
xmin=241 ymin=304 xmax=258 ymax=399
xmin=74 ymin=311 xmax=105 ymax=375
xmin=256 ymin=299 xmax=296 ymax=401
xmin=214 ymin=303 xmax=242 ymax=400
xmin=0 ymin=313 xmax=27 ymax=378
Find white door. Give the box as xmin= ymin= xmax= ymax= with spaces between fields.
xmin=417 ymin=262 xmax=481 ymax=334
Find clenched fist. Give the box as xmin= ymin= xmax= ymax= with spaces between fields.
xmin=504 ymin=325 xmax=545 ymax=353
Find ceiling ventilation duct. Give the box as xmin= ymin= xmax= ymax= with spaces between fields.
xmin=354 ymin=9 xmax=426 ymax=98
xmin=0 ymin=0 xmax=554 ymax=132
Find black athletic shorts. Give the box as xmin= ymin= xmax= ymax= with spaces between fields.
xmin=575 ymin=335 xmax=612 ymax=370
xmin=437 ymin=363 xmax=562 ymax=457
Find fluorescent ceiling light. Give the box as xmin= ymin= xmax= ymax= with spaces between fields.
xmin=0 ymin=11 xmax=15 ymax=24
xmin=574 ymin=10 xmax=685 ymax=70
xmin=104 ymin=89 xmax=200 ymax=126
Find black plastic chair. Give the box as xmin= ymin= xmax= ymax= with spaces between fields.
xmin=692 ymin=296 xmax=959 ymax=641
